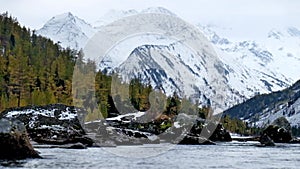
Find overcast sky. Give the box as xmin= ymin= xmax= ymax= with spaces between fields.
xmin=1 ymin=0 xmax=299 ymax=40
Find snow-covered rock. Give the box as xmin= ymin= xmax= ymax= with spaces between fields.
xmin=0 ymin=104 xmax=93 ymax=146
xmin=106 ymin=111 xmax=145 ymax=122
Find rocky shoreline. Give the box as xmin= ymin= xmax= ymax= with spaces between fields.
xmin=0 ymin=104 xmax=299 ymax=160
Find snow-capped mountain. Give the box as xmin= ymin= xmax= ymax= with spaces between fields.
xmin=37 ymin=7 xmax=300 ymax=113
xmin=200 ymin=24 xmax=300 ymax=84
xmin=89 ymin=11 xmax=240 ymax=112
xmin=198 ymin=25 xmax=293 ymax=98
xmin=37 ymin=8 xmax=176 ymax=50
xmin=36 ymin=12 xmax=95 ymax=50
xmin=109 ymin=43 xmax=243 ymax=111
xmin=204 ymin=25 xmax=300 ymax=125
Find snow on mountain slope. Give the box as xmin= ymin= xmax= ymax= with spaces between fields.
xmin=83 ymin=11 xmax=251 ymax=113
xmin=94 ymin=7 xmax=176 ymax=28
xmin=37 ymin=8 xmax=300 ymax=113
xmin=37 ymin=7 xmax=176 ymax=50
xmin=140 ymin=7 xmax=177 ymax=16
xmin=94 ymin=9 xmax=138 ymax=28
xmin=36 ymin=12 xmax=95 ymax=50
xmin=101 ymin=41 xmax=243 ymax=112
xmin=198 ymin=25 xmax=294 ymax=96
xmin=262 ymin=27 xmax=300 ymax=81
xmin=98 ymin=34 xmax=177 ymax=70
xmin=199 ymin=24 xmax=300 ymax=85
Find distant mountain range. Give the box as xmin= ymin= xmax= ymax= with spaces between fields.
xmin=36 ymin=7 xmax=300 ymax=115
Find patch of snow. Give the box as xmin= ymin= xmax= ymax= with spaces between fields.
xmin=37 ymin=125 xmax=66 ymax=131
xmin=106 ymin=112 xmax=146 ymax=121
xmin=173 ymin=121 xmax=181 ymax=128
xmin=58 ymin=108 xmax=77 ymax=120
xmin=6 ymin=109 xmax=56 ymax=118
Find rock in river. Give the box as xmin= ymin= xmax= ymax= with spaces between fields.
xmin=0 ymin=118 xmax=41 ymax=160
xmin=160 ymin=116 xmax=232 ymax=145
xmin=0 ymin=104 xmax=93 ymax=146
xmin=259 ymin=133 xmax=275 ymax=146
xmin=261 ymin=117 xmax=292 ymax=143
xmin=178 ymin=135 xmax=215 ymax=145
xmin=85 ymin=120 xmax=160 ymax=146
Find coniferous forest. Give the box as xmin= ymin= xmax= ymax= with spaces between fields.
xmin=0 ymin=12 xmax=76 ymax=111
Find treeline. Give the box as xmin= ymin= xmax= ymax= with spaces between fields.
xmin=221 ymin=115 xmax=261 ymax=136
xmin=0 ymin=12 xmax=75 ymax=111
xmin=72 ymin=58 xmax=194 ymax=121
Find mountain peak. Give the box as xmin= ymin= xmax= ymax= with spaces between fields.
xmin=37 ymin=12 xmax=95 ymax=49
xmin=94 ymin=9 xmax=138 ymax=28
xmin=94 ymin=7 xmax=176 ymax=28
xmin=61 ymin=12 xmax=74 ymax=17
xmin=141 ymin=7 xmax=176 ymax=16
xmin=50 ymin=12 xmax=76 ymax=22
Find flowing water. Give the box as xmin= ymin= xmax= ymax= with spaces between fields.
xmin=1 ymin=141 xmax=300 ymax=169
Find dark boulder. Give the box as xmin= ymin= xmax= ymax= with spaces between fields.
xmin=84 ymin=120 xmax=160 ymax=146
xmin=259 ymin=133 xmax=275 ymax=146
xmin=290 ymin=138 xmax=300 ymax=144
xmin=0 ymin=104 xmax=93 ymax=146
xmin=0 ymin=118 xmax=41 ymax=160
xmin=203 ymin=122 xmax=232 ymax=142
xmin=160 ymin=117 xmax=231 ymax=144
xmin=178 ymin=135 xmax=215 ymax=145
xmin=261 ymin=125 xmax=292 ymax=143
xmin=187 ymin=119 xmax=232 ymax=142
xmin=111 ymin=127 xmax=160 ymax=145
xmin=261 ymin=117 xmax=293 ymax=143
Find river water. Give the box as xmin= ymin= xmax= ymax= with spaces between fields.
xmin=1 ymin=141 xmax=300 ymax=169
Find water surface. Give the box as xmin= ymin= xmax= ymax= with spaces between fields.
xmin=2 ymin=141 xmax=300 ymax=169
